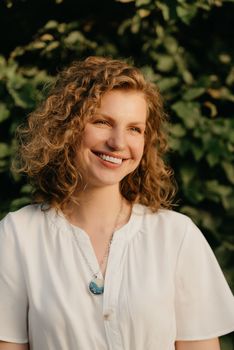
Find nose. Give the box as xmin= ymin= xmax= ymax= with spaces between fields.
xmin=106 ymin=128 xmax=126 ymax=151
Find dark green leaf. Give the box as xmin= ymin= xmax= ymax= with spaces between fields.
xmin=0 ymin=103 xmax=10 ymax=123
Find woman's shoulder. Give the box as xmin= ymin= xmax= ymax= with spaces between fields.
xmin=133 ymin=204 xmax=198 ymax=243
xmin=134 ymin=203 xmax=192 ymax=227
xmin=1 ymin=204 xmax=43 ymax=224
xmin=0 ymin=204 xmax=48 ymax=240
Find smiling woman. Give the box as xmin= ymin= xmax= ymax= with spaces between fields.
xmin=0 ymin=57 xmax=234 ymax=350
xmin=75 ymin=89 xmax=147 ymax=188
xmin=11 ymin=56 xmax=173 ymax=212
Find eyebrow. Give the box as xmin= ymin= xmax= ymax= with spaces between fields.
xmin=94 ymin=113 xmax=146 ymax=126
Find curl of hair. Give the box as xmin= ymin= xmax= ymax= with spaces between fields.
xmin=12 ymin=56 xmax=177 ymax=212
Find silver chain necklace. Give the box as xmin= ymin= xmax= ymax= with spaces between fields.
xmin=73 ymin=199 xmax=124 ymax=295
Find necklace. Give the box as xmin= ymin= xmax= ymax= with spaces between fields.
xmin=73 ymin=199 xmax=124 ymax=295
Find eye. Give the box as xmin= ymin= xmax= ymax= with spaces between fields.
xmin=130 ymin=126 xmax=142 ymax=134
xmin=93 ymin=119 xmax=110 ymax=126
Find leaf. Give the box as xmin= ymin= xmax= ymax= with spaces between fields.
xmin=44 ymin=20 xmax=59 ymax=30
xmin=208 ymin=87 xmax=234 ymax=102
xmin=40 ymin=34 xmax=54 ymax=42
xmin=157 ymin=77 xmax=180 ymax=92
xmin=156 ymin=2 xmax=170 ymax=21
xmin=219 ymin=87 xmax=234 ymax=102
xmin=182 ymin=70 xmax=194 ymax=84
xmin=30 ymin=41 xmax=47 ymax=50
xmin=64 ymin=31 xmax=85 ymax=45
xmin=131 ymin=16 xmax=141 ymax=33
xmin=203 ymin=101 xmax=218 ymax=117
xmin=0 ymin=143 xmax=11 ymax=158
xmin=218 ymin=53 xmax=231 ymax=64
xmin=0 ymin=103 xmax=10 ymax=123
xmin=6 ymin=65 xmax=23 ymax=86
xmin=0 ymin=55 xmax=7 ymax=79
xmin=164 ymin=36 xmax=178 ymax=54
xmin=0 ymin=55 xmax=6 ymax=66
xmin=176 ymin=4 xmax=198 ymax=25
xmin=191 ymin=144 xmax=203 ymax=161
xmin=0 ymin=159 xmax=8 ymax=172
xmin=222 ymin=161 xmax=234 ymax=184
xmin=169 ymin=124 xmax=186 ymax=137
xmin=183 ymin=87 xmax=205 ymax=101
xmin=204 ymin=137 xmax=226 ymax=166
xmin=43 ymin=41 xmax=60 ymax=52
xmin=118 ymin=19 xmax=132 ymax=35
xmin=180 ymin=165 xmax=195 ymax=186
xmin=168 ymin=137 xmax=181 ymax=151
xmin=7 ymin=80 xmax=36 ymax=109
xmin=155 ymin=24 xmax=164 ymax=38
xmin=136 ymin=0 xmax=150 ymax=5
xmin=205 ymin=180 xmax=232 ymax=197
xmin=138 ymin=9 xmax=150 ymax=17
xmin=171 ymin=101 xmax=201 ymax=128
xmin=156 ymin=54 xmax=175 ymax=72
xmin=20 ymin=184 xmax=33 ymax=194
xmin=221 ymin=194 xmax=234 ymax=211
xmin=206 ymin=152 xmax=220 ymax=167
xmin=183 ymin=182 xmax=205 ymax=203
xmin=10 ymin=197 xmax=31 ymax=211
xmin=58 ymin=23 xmax=67 ymax=34
xmin=226 ymin=67 xmax=234 ymax=86
xmin=140 ymin=66 xmax=157 ymax=81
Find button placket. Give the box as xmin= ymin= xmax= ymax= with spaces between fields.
xmin=103 ymin=235 xmax=127 ymax=349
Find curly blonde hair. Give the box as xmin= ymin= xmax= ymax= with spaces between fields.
xmin=12 ymin=56 xmax=176 ymax=212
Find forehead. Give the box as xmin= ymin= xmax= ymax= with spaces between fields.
xmin=96 ymin=89 xmax=148 ymax=122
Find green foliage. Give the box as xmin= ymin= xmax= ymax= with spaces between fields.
xmin=0 ymin=0 xmax=234 ymax=298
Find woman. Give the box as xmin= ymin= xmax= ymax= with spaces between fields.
xmin=0 ymin=56 xmax=233 ymax=350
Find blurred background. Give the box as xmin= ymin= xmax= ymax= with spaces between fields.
xmin=0 ymin=0 xmax=233 ymax=347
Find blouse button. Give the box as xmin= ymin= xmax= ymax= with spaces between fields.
xmin=103 ymin=309 xmax=113 ymax=321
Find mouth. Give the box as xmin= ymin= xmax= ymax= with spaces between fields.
xmin=92 ymin=151 xmax=127 ymax=165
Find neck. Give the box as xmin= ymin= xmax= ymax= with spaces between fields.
xmin=64 ymin=185 xmax=131 ymax=236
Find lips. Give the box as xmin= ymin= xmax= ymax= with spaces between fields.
xmin=98 ymin=153 xmax=122 ymax=164
xmin=92 ymin=151 xmax=127 ymax=165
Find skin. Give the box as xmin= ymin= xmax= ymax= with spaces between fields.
xmin=0 ymin=338 xmax=221 ymax=349
xmin=0 ymin=343 xmax=29 ymax=349
xmin=0 ymin=89 xmax=222 ymax=349
xmin=175 ymin=338 xmax=220 ymax=349
xmin=76 ymin=89 xmax=147 ymax=189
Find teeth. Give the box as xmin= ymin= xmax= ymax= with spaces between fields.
xmin=98 ymin=153 xmax=122 ymax=164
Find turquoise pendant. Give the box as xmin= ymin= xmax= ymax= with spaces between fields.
xmin=89 ymin=277 xmax=104 ymax=295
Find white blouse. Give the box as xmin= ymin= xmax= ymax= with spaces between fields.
xmin=0 ymin=204 xmax=233 ymax=350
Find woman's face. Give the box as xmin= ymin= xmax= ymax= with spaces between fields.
xmin=76 ymin=89 xmax=147 ymax=189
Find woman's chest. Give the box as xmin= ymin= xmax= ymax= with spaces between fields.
xmin=25 ymin=230 xmax=177 ymax=343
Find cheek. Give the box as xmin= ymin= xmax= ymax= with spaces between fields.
xmin=132 ymin=139 xmax=145 ymax=161
xmin=81 ymin=130 xmax=93 ymax=148
xmin=82 ymin=127 xmax=107 ymax=147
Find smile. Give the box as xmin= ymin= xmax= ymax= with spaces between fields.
xmin=95 ymin=153 xmax=123 ymax=164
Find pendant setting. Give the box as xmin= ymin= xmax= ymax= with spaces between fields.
xmin=89 ymin=276 xmax=104 ymax=295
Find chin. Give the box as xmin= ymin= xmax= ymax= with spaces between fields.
xmin=86 ymin=173 xmax=126 ymax=188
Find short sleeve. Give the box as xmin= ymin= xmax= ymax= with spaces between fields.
xmin=0 ymin=214 xmax=29 ymax=343
xmin=175 ymin=218 xmax=234 ymax=340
